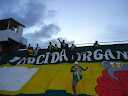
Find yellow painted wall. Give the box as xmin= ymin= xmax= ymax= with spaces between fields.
xmin=0 ymin=62 xmax=106 ymax=96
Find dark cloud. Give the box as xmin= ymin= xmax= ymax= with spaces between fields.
xmin=0 ymin=0 xmax=46 ymax=27
xmin=24 ymin=22 xmax=75 ymax=48
xmin=0 ymin=0 xmax=75 ymax=48
xmin=43 ymin=37 xmax=75 ymax=48
xmin=28 ymin=37 xmax=75 ymax=49
xmin=47 ymin=10 xmax=57 ymax=18
xmin=25 ymin=23 xmax=60 ymax=40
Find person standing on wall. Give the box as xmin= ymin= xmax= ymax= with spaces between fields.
xmin=93 ymin=41 xmax=100 ymax=48
xmin=54 ymin=44 xmax=59 ymax=50
xmin=28 ymin=47 xmax=34 ymax=57
xmin=34 ymin=44 xmax=41 ymax=56
xmin=48 ymin=42 xmax=54 ymax=50
xmin=58 ymin=38 xmax=66 ymax=49
xmin=27 ymin=44 xmax=31 ymax=50
xmin=70 ymin=44 xmax=77 ymax=62
xmin=71 ymin=62 xmax=88 ymax=96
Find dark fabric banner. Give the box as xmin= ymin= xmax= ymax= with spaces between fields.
xmin=1 ymin=46 xmax=128 ymax=65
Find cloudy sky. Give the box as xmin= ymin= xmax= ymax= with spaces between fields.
xmin=0 ymin=0 xmax=128 ymax=48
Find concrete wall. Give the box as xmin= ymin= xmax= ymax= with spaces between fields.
xmin=0 ymin=30 xmax=9 ymax=41
xmin=21 ymin=37 xmax=27 ymax=45
xmin=16 ymin=25 xmax=23 ymax=37
xmin=0 ymin=29 xmax=27 ymax=46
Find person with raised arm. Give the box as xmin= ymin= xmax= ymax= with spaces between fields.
xmin=58 ymin=38 xmax=66 ymax=49
xmin=71 ymin=62 xmax=88 ymax=96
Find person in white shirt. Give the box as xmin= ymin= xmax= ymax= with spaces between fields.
xmin=34 ymin=44 xmax=41 ymax=56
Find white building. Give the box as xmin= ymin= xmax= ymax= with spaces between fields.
xmin=0 ymin=18 xmax=27 ymax=53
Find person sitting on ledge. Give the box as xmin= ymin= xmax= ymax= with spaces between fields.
xmin=93 ymin=40 xmax=100 ymax=48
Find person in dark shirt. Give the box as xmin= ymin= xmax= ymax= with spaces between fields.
xmin=58 ymin=38 xmax=66 ymax=49
xmin=71 ymin=62 xmax=88 ymax=96
xmin=48 ymin=42 xmax=54 ymax=50
xmin=93 ymin=41 xmax=100 ymax=48
xmin=27 ymin=44 xmax=31 ymax=50
xmin=70 ymin=44 xmax=77 ymax=62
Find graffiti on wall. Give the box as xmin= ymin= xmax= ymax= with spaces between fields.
xmin=8 ymin=49 xmax=128 ymax=65
xmin=96 ymin=61 xmax=128 ymax=96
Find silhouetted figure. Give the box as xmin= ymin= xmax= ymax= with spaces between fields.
xmin=58 ymin=38 xmax=66 ymax=49
xmin=48 ymin=42 xmax=54 ymax=50
xmin=70 ymin=44 xmax=77 ymax=62
xmin=93 ymin=41 xmax=100 ymax=48
xmin=27 ymin=44 xmax=31 ymax=50
xmin=54 ymin=44 xmax=59 ymax=49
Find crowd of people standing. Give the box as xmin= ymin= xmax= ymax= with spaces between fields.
xmin=26 ymin=38 xmax=80 ymax=62
xmin=26 ymin=39 xmax=101 ymax=62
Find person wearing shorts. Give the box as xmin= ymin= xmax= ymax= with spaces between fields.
xmin=71 ymin=62 xmax=88 ymax=96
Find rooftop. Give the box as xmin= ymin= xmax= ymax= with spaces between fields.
xmin=0 ymin=18 xmax=25 ymax=30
